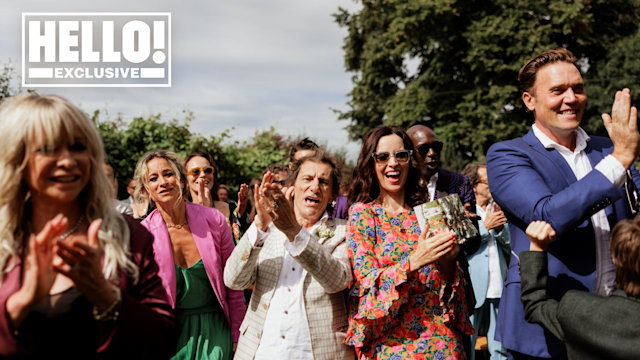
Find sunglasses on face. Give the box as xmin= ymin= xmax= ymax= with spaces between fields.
xmin=417 ymin=141 xmax=444 ymax=157
xmin=371 ymin=150 xmax=413 ymax=164
xmin=187 ymin=166 xmax=215 ymax=177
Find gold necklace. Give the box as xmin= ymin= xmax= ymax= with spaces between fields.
xmin=167 ymin=220 xmax=188 ymax=229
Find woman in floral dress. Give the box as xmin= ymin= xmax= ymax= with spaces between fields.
xmin=346 ymin=126 xmax=474 ymax=359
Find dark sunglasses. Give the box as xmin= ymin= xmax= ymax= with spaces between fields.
xmin=417 ymin=141 xmax=444 ymax=157
xmin=371 ymin=150 xmax=413 ymax=164
xmin=187 ymin=166 xmax=215 ymax=176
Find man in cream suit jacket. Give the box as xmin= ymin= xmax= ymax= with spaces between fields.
xmin=224 ymin=153 xmax=355 ymax=360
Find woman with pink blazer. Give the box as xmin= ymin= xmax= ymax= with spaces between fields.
xmin=134 ymin=150 xmax=245 ymax=360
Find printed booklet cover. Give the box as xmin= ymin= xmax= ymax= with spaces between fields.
xmin=413 ymin=194 xmax=478 ymax=244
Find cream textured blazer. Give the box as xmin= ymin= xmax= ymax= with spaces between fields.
xmin=224 ymin=217 xmax=355 ymax=360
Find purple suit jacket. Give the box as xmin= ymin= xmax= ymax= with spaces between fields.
xmin=434 ymin=168 xmax=476 ymax=208
xmin=142 ymin=202 xmax=245 ymax=342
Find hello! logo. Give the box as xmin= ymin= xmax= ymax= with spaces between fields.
xmin=22 ymin=12 xmax=171 ymax=87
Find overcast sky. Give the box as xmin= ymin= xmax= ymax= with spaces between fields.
xmin=1 ymin=0 xmax=363 ymax=161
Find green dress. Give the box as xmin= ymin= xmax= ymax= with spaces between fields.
xmin=172 ymin=259 xmax=232 ymax=360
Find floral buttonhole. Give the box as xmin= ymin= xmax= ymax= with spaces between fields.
xmin=315 ymin=226 xmax=335 ymax=239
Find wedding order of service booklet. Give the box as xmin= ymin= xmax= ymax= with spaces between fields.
xmin=413 ymin=194 xmax=478 ymax=244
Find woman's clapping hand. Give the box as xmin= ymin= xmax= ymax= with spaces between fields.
xmin=236 ymin=183 xmax=249 ymax=216
xmin=54 ymin=219 xmax=117 ymax=311
xmin=7 ymin=216 xmax=118 ymax=328
xmin=193 ymin=178 xmax=213 ymax=207
xmin=409 ymin=226 xmax=456 ymax=272
xmin=8 ymin=215 xmax=68 ymax=319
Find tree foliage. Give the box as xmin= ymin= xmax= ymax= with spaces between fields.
xmin=335 ymin=0 xmax=640 ymax=169
xmin=212 ymin=127 xmax=290 ymax=189
xmin=0 ymin=63 xmax=22 ymax=103
xmin=95 ymin=113 xmax=353 ymax=200
xmin=94 ymin=111 xmax=297 ymax=199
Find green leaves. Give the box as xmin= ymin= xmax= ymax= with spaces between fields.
xmin=96 ymin=115 xmax=354 ymax=200
xmin=96 ymin=112 xmax=293 ymax=199
xmin=96 ymin=111 xmax=201 ymax=198
xmin=214 ymin=127 xmax=290 ymax=189
xmin=336 ymin=0 xmax=640 ymax=170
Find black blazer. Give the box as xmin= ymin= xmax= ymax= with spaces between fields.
xmin=520 ymin=251 xmax=640 ymax=360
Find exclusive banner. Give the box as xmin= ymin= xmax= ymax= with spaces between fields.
xmin=22 ymin=12 xmax=171 ymax=87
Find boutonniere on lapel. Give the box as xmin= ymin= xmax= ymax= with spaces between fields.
xmin=315 ymin=225 xmax=335 ymax=239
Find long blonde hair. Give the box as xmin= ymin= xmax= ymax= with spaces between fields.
xmin=0 ymin=93 xmax=138 ymax=283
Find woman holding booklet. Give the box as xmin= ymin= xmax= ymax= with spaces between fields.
xmin=345 ymin=125 xmax=474 ymax=359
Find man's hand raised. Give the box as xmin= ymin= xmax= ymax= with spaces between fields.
xmin=602 ymin=88 xmax=640 ymax=169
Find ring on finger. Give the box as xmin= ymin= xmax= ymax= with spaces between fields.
xmin=70 ymin=264 xmax=80 ymax=272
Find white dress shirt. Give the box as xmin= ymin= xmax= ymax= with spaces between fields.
xmin=428 ymin=172 xmax=438 ymax=201
xmin=248 ymin=214 xmax=330 ymax=360
xmin=532 ymin=124 xmax=625 ymax=295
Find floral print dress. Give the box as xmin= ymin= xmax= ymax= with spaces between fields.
xmin=345 ymin=202 xmax=474 ymax=360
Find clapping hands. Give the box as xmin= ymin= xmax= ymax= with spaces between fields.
xmin=409 ymin=225 xmax=457 ymax=272
xmin=483 ymin=202 xmax=507 ymax=231
xmin=54 ymin=219 xmax=117 ymax=310
xmin=7 ymin=216 xmax=116 ymax=327
xmin=18 ymin=214 xmax=68 ymax=312
xmin=254 ymin=172 xmax=301 ymax=240
xmin=236 ymin=183 xmax=249 ymax=216
xmin=193 ymin=178 xmax=213 ymax=207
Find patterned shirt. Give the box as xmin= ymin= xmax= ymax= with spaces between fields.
xmin=345 ymin=202 xmax=473 ymax=360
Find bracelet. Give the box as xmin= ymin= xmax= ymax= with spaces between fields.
xmin=93 ymin=286 xmax=121 ymax=322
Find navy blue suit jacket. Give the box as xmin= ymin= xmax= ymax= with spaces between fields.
xmin=434 ymin=168 xmax=476 ymax=208
xmin=486 ymin=129 xmax=640 ymax=358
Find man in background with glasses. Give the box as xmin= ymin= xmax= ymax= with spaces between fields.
xmin=408 ymin=124 xmax=477 ymax=211
xmin=486 ymin=48 xmax=640 ymax=360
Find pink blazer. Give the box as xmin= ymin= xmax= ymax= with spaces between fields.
xmin=141 ymin=202 xmax=245 ymax=341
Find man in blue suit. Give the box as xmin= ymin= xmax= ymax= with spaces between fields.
xmin=486 ymin=48 xmax=640 ymax=359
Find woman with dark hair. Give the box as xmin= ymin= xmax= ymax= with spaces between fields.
xmin=0 ymin=93 xmax=178 ymax=358
xmin=183 ymin=152 xmax=249 ymax=242
xmin=135 ymin=150 xmax=245 ymax=360
xmin=345 ymin=126 xmax=474 ymax=359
